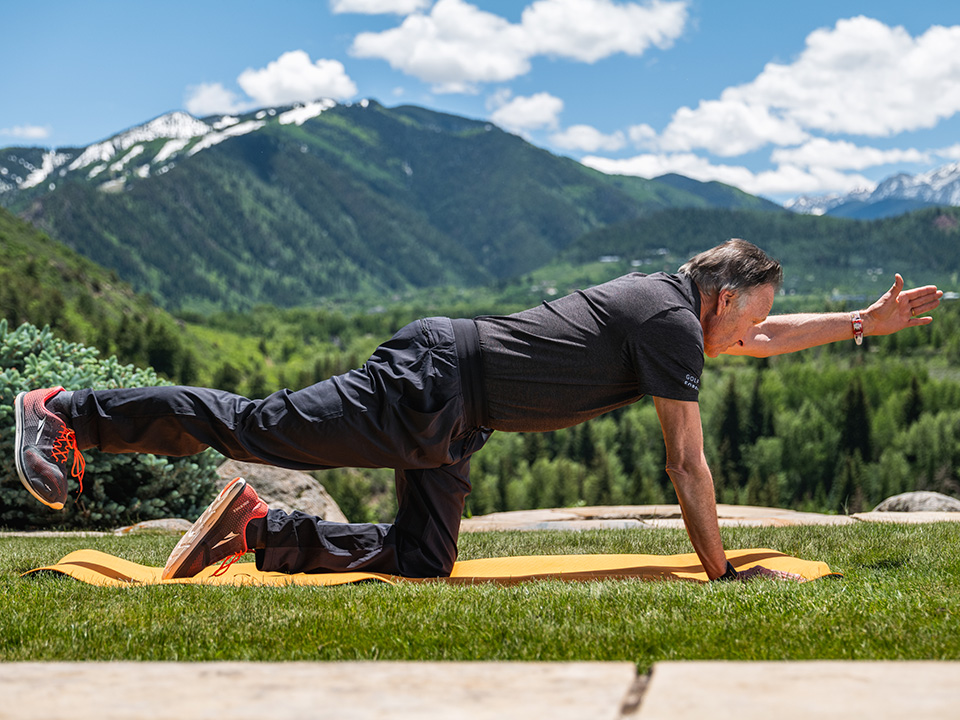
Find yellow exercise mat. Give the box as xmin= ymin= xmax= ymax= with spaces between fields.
xmin=23 ymin=548 xmax=839 ymax=588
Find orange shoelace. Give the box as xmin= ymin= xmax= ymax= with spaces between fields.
xmin=50 ymin=426 xmax=85 ymax=495
xmin=212 ymin=551 xmax=245 ymax=577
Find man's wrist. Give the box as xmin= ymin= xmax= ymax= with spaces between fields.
xmin=711 ymin=561 xmax=739 ymax=582
xmin=851 ymin=311 xmax=864 ymax=345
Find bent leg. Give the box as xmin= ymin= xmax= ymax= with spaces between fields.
xmin=255 ymin=454 xmax=475 ymax=577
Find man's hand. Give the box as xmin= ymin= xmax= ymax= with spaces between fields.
xmin=863 ymin=274 xmax=943 ymax=337
xmin=735 ymin=565 xmax=805 ymax=582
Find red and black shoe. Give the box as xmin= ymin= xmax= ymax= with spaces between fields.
xmin=14 ymin=386 xmax=85 ymax=510
xmin=162 ymin=477 xmax=268 ymax=580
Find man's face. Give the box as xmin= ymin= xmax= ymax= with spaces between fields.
xmin=702 ymin=283 xmax=775 ymax=358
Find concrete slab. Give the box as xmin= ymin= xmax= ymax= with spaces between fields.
xmin=852 ymin=511 xmax=960 ymax=524
xmin=0 ymin=661 xmax=639 ymax=720
xmin=0 ymin=530 xmax=110 ymax=538
xmin=636 ymin=661 xmax=960 ymax=720
xmin=461 ymin=504 xmax=857 ymax=532
xmin=464 ymin=519 xmax=650 ymax=532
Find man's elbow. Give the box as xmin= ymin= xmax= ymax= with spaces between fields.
xmin=727 ymin=338 xmax=775 ymax=358
xmin=664 ymin=457 xmax=710 ymax=483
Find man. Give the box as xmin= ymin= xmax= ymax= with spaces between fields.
xmin=13 ymin=240 xmax=943 ymax=582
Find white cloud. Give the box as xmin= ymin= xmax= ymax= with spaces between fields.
xmin=627 ymin=123 xmax=657 ymax=148
xmin=739 ymin=17 xmax=960 ymax=136
xmin=521 ymin=0 xmax=688 ymax=63
xmin=0 ymin=125 xmax=51 ymax=140
xmin=352 ymin=0 xmax=528 ymax=93
xmin=489 ymin=92 xmax=564 ymax=133
xmin=771 ymin=139 xmax=930 ymax=171
xmin=350 ymin=0 xmax=688 ymax=92
xmin=184 ymin=83 xmax=252 ymax=116
xmin=937 ymin=144 xmax=960 ymax=161
xmin=185 ymin=52 xmax=358 ymax=116
xmin=656 ymin=17 xmax=960 ymax=156
xmin=331 ymin=0 xmax=431 ymax=13
xmin=550 ymin=124 xmax=625 ymax=152
xmin=659 ymin=99 xmax=809 ymax=156
xmin=581 ymin=152 xmax=874 ymax=197
xmin=238 ymin=51 xmax=358 ymax=105
xmin=582 ymin=152 xmax=738 ymax=182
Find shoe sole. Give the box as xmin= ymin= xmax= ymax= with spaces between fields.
xmin=13 ymin=392 xmax=64 ymax=511
xmin=162 ymin=478 xmax=247 ymax=580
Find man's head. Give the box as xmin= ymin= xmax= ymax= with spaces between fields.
xmin=681 ymin=239 xmax=782 ymax=358
xmin=679 ymin=238 xmax=783 ymax=297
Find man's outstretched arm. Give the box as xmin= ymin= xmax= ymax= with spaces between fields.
xmin=726 ymin=274 xmax=943 ymax=358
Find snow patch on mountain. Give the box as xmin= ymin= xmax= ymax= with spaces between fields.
xmin=69 ymin=112 xmax=212 ymax=172
xmin=788 ymin=162 xmax=960 ymax=215
xmin=110 ymin=145 xmax=145 ymax=173
xmin=871 ymin=162 xmax=960 ymax=205
xmin=1 ymin=103 xmax=350 ymax=196
xmin=213 ymin=116 xmax=240 ymax=130
xmin=785 ymin=187 xmax=873 ymax=215
xmin=20 ymin=150 xmax=73 ymax=190
xmin=187 ymin=120 xmax=265 ymax=156
xmin=155 ymin=138 xmax=190 ymax=164
xmin=279 ymin=99 xmax=337 ymax=126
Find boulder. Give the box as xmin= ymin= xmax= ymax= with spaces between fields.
xmin=113 ymin=518 xmax=194 ymax=535
xmin=874 ymin=491 xmax=960 ymax=513
xmin=216 ymin=460 xmax=349 ymax=522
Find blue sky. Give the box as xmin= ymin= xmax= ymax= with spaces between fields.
xmin=3 ymin=0 xmax=960 ymax=203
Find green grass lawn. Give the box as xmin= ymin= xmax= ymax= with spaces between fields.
xmin=3 ymin=523 xmax=959 ymax=670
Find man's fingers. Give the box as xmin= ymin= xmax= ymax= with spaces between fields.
xmin=903 ymin=287 xmax=943 ymax=319
xmin=890 ymin=273 xmax=905 ymax=297
xmin=735 ymin=565 xmax=806 ymax=582
xmin=901 ymin=285 xmax=942 ymax=302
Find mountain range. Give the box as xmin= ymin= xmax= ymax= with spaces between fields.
xmin=786 ymin=162 xmax=960 ymax=220
xmin=0 ymin=100 xmax=778 ymax=311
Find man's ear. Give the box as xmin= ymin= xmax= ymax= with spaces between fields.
xmin=716 ymin=288 xmax=737 ymax=314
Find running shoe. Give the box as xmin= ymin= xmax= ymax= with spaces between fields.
xmin=162 ymin=477 xmax=268 ymax=580
xmin=14 ymin=386 xmax=84 ymax=510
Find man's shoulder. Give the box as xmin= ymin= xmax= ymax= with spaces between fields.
xmin=587 ymin=272 xmax=699 ymax=318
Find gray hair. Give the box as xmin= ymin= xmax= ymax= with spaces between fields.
xmin=679 ymin=239 xmax=783 ymax=296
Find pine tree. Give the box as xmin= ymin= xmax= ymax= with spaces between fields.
xmin=903 ymin=375 xmax=924 ymax=427
xmin=716 ymin=375 xmax=746 ymax=496
xmin=840 ymin=375 xmax=872 ymax=461
xmin=745 ymin=371 xmax=772 ymax=444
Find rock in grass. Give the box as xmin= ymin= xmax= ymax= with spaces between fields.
xmin=216 ymin=459 xmax=349 ymax=522
xmin=114 ymin=518 xmax=194 ymax=535
xmin=874 ymin=491 xmax=960 ymax=512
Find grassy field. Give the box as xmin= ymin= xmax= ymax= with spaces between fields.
xmin=3 ymin=523 xmax=959 ymax=670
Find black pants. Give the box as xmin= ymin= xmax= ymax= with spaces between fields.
xmin=65 ymin=317 xmax=491 ymax=578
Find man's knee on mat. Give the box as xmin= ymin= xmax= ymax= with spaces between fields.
xmin=397 ymin=539 xmax=457 ymax=578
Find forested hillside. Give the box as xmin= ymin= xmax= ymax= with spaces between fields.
xmin=2 ymin=102 xmax=779 ymax=312
xmin=0 ymin=206 xmax=197 ymax=381
xmin=558 ymin=206 xmax=960 ymax=296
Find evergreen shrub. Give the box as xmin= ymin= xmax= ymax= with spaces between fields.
xmin=0 ymin=320 xmax=219 ymax=529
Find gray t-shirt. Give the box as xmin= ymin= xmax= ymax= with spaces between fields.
xmin=475 ymin=272 xmax=703 ymax=432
